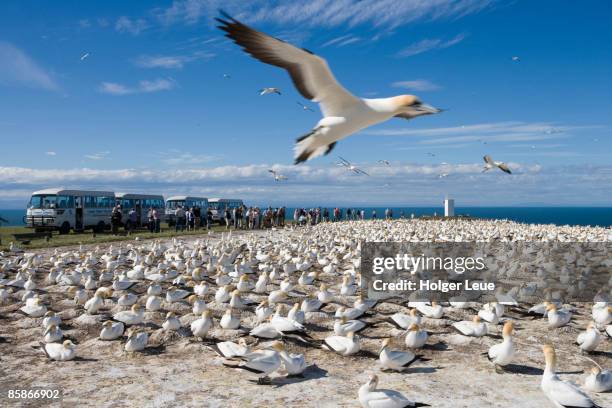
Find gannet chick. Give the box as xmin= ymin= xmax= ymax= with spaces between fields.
xmin=323 ymin=331 xmax=361 ymax=356
xmin=288 ymin=303 xmax=305 ymax=324
xmin=125 ymin=329 xmax=148 ymax=352
xmin=541 ymin=345 xmax=600 ymax=408
xmin=256 ymin=300 xmax=273 ymax=322
xmin=405 ymin=324 xmax=428 ymax=348
xmin=146 ymin=295 xmax=162 ymax=311
xmin=358 ymin=374 xmax=429 ymax=408
xmin=208 ymin=338 xmax=250 ymax=358
xmin=220 ymin=308 xmax=241 ymax=330
xmin=334 ymin=316 xmax=366 ymax=336
xmin=100 ymin=321 xmax=125 ymax=340
xmin=189 ymin=294 xmax=208 ymax=315
xmin=416 ymin=301 xmax=443 ymax=319
xmin=113 ymin=304 xmax=144 ymax=325
xmin=583 ymin=366 xmax=612 ymax=393
xmin=317 ymin=283 xmax=334 ymax=303
xmin=42 ymin=311 xmax=61 ymax=329
xmin=576 ymin=322 xmax=602 ymax=353
xmin=20 ymin=297 xmax=47 ymax=317
xmin=547 ymin=304 xmax=572 ymax=328
xmin=222 ymin=341 xmax=283 ymax=385
xmin=166 ymin=286 xmax=190 ymax=303
xmin=486 ymin=321 xmax=515 ymax=373
xmin=191 ymin=310 xmax=213 ymax=339
xmin=277 ymin=342 xmax=308 ymax=377
xmin=41 ymin=340 xmax=76 ymax=361
xmin=162 ymin=312 xmax=182 ymax=331
xmin=379 ymin=338 xmax=423 ymax=372
xmin=215 ymin=285 xmax=232 ymax=304
xmin=43 ymin=323 xmax=63 ymax=343
xmin=452 ymin=316 xmax=488 ymax=337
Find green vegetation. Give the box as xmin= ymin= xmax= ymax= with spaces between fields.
xmin=0 ymin=224 xmax=231 ymax=251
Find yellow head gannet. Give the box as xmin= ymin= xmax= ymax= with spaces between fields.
xmin=452 ymin=316 xmax=488 ymax=337
xmin=323 ymin=331 xmax=360 ymax=356
xmin=592 ymin=303 xmax=611 ymax=326
xmin=583 ymin=366 xmax=612 ymax=393
xmin=43 ymin=323 xmax=63 ymax=343
xmin=146 ymin=294 xmax=162 ymax=311
xmin=216 ymin=13 xmax=441 ymax=163
xmin=125 ymin=329 xmax=148 ymax=352
xmin=208 ymin=338 xmax=250 ymax=359
xmin=358 ymin=374 xmax=429 ymax=408
xmin=84 ymin=287 xmax=110 ymax=315
xmin=113 ymin=304 xmax=144 ymax=326
xmin=334 ymin=316 xmax=366 ymax=336
xmin=20 ymin=297 xmax=47 ymax=317
xmin=162 ymin=312 xmax=182 ymax=331
xmin=42 ymin=311 xmax=61 ymax=329
xmin=405 ymin=324 xmax=428 ymax=349
xmin=486 ymin=321 xmax=515 ymax=372
xmin=100 ymin=320 xmax=125 ymax=340
xmin=416 ymin=301 xmax=443 ymax=319
xmin=287 ymin=302 xmax=305 ymax=324
xmin=576 ymin=322 xmax=602 ymax=353
xmin=389 ymin=309 xmax=421 ymax=329
xmin=222 ymin=341 xmax=283 ymax=384
xmin=541 ymin=345 xmax=600 ymax=408
xmin=166 ymin=286 xmax=190 ymax=303
xmin=191 ymin=310 xmax=213 ymax=339
xmin=41 ymin=339 xmax=76 ymax=361
xmin=379 ymin=338 xmax=423 ymax=372
xmin=220 ymin=308 xmax=241 ymax=330
xmin=276 ymin=342 xmax=308 ymax=377
xmin=546 ymin=304 xmax=572 ymax=328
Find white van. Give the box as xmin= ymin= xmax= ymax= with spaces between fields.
xmin=115 ymin=193 xmax=165 ymax=228
xmin=165 ymin=196 xmax=208 ymax=226
xmin=208 ymin=198 xmax=244 ymax=223
xmin=26 ymin=188 xmax=115 ymax=233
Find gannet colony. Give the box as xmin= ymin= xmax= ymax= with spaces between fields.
xmin=0 ymin=219 xmax=611 ymax=407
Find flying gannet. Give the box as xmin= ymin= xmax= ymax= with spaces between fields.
xmin=337 ymin=157 xmax=369 ymax=176
xmin=483 ymin=155 xmax=512 ymax=174
xmin=259 ymin=87 xmax=281 ymax=96
xmin=268 ymin=169 xmax=288 ymax=182
xmin=216 ymin=12 xmax=441 ymax=163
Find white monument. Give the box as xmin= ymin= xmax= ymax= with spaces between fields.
xmin=444 ymin=198 xmax=455 ymax=217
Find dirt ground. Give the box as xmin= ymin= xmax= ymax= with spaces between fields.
xmin=0 ymin=231 xmax=610 ymax=407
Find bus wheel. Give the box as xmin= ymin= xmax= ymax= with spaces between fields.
xmin=95 ymin=221 xmax=106 ymax=233
xmin=59 ymin=222 xmax=70 ymax=235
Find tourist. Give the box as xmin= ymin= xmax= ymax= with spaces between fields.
xmin=111 ymin=205 xmax=122 ymax=235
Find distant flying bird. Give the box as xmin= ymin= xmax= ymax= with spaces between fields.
xmin=268 ymin=169 xmax=288 ymax=181
xmin=426 ymin=152 xmax=436 ymax=157
xmin=296 ymin=102 xmax=314 ymax=112
xmin=80 ymin=52 xmax=90 ymax=61
xmin=511 ymin=56 xmax=520 ymax=62
xmin=259 ymin=87 xmax=281 ymax=96
xmin=337 ymin=156 xmax=369 ymax=176
xmin=438 ymin=173 xmax=449 ymax=178
xmin=377 ymin=160 xmax=390 ymax=166
xmin=222 ymin=73 xmax=231 ymax=79
xmin=483 ymin=155 xmax=512 ymax=174
xmin=544 ymin=128 xmax=563 ymax=134
xmin=216 ymin=12 xmax=441 ymax=164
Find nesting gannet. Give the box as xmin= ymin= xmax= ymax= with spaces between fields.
xmin=541 ymin=345 xmax=600 ymax=408
xmin=405 ymin=324 xmax=428 ymax=349
xmin=277 ymin=342 xmax=308 ymax=377
xmin=189 ymin=295 xmax=208 ymax=315
xmin=379 ymin=338 xmax=423 ymax=372
xmin=288 ymin=302 xmax=305 ymax=324
xmin=583 ymin=366 xmax=612 ymax=393
xmin=166 ymin=286 xmax=190 ymax=303
xmin=452 ymin=316 xmax=488 ymax=337
xmin=113 ymin=304 xmax=144 ymax=326
xmin=416 ymin=301 xmax=443 ymax=319
xmin=547 ymin=304 xmax=572 ymax=328
xmin=84 ymin=287 xmax=110 ymax=314
xmin=20 ymin=297 xmax=47 ymax=317
xmin=486 ymin=321 xmax=515 ymax=372
xmin=358 ymin=374 xmax=428 ymax=408
xmin=334 ymin=316 xmax=367 ymax=336
xmin=162 ymin=312 xmax=182 ymax=331
xmin=209 ymin=338 xmax=250 ymax=359
xmin=146 ymin=295 xmax=162 ymax=311
xmin=41 ymin=339 xmax=76 ymax=361
xmin=191 ymin=310 xmax=213 ymax=339
xmin=256 ymin=300 xmax=273 ymax=322
xmin=389 ymin=309 xmax=421 ymax=329
xmin=217 ymin=13 xmax=440 ymax=163
xmin=43 ymin=324 xmax=63 ymax=343
xmin=576 ymin=322 xmax=602 ymax=353
xmin=259 ymin=87 xmax=281 ymax=96
xmin=220 ymin=308 xmax=241 ymax=330
xmin=592 ymin=303 xmax=611 ymax=326
xmin=482 ymin=155 xmax=512 ymax=174
xmin=118 ymin=292 xmax=138 ymax=307
xmin=42 ymin=311 xmax=62 ymax=329
xmin=323 ymin=331 xmax=361 ymax=356
xmin=125 ymin=329 xmax=148 ymax=352
xmin=100 ymin=321 xmax=125 ymax=340
xmin=223 ymin=341 xmax=283 ymax=384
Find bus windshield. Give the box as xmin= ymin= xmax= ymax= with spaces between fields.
xmin=166 ymin=200 xmax=185 ymax=209
xmin=29 ymin=195 xmax=56 ymax=209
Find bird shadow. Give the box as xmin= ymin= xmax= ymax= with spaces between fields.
xmin=271 ymin=365 xmax=329 ymax=388
xmin=303 ymin=323 xmax=329 ymax=333
xmin=142 ymin=345 xmax=166 ymax=356
xmin=73 ymin=356 xmax=99 ymax=362
xmin=503 ymin=364 xmax=584 ymax=376
xmin=423 ymin=342 xmax=451 ymax=351
xmin=587 ymin=350 xmax=612 ymax=358
xmin=0 ymin=336 xmax=10 ymax=344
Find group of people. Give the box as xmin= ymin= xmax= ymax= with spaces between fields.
xmin=172 ymin=206 xmax=213 ymax=232
xmin=223 ymin=206 xmax=286 ymax=230
xmin=110 ymin=205 xmax=164 ymax=235
xmin=292 ymin=207 xmax=402 ymax=225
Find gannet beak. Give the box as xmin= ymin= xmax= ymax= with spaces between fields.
xmin=418 ymin=103 xmax=442 ymax=114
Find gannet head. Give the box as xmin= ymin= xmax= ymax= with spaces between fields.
xmin=166 ymin=312 xmax=175 ymax=319
xmin=102 ymin=321 xmax=113 ymax=328
xmin=392 ymin=95 xmax=441 ymax=118
xmin=410 ymin=309 xmax=419 ymax=317
xmin=545 ymin=303 xmax=557 ymax=312
xmin=202 ymin=310 xmax=212 ymax=318
xmin=380 ymin=338 xmax=391 ymax=352
xmin=502 ymin=321 xmax=514 ymax=337
xmin=131 ymin=304 xmax=142 ymax=313
xmin=473 ymin=315 xmax=481 ymax=323
xmin=63 ymin=339 xmax=75 ymax=349
xmin=408 ymin=323 xmax=419 ymax=332
xmin=590 ymin=366 xmax=601 ymax=375
xmin=542 ymin=344 xmax=556 ymax=369
xmin=366 ymin=373 xmax=379 ymax=391
xmin=270 ymin=341 xmax=284 ymax=352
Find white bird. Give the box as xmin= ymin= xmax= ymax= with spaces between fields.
xmin=416 ymin=301 xmax=443 ymax=319
xmin=334 ymin=316 xmax=366 ymax=336
xmin=80 ymin=52 xmax=90 ymax=61
xmin=113 ymin=304 xmax=144 ymax=326
xmin=547 ymin=304 xmax=572 ymax=328
xmin=358 ymin=374 xmax=427 ymax=408
xmin=405 ymin=324 xmax=428 ymax=348
xmin=125 ymin=329 xmax=148 ymax=352
xmin=223 ymin=341 xmax=283 ymax=384
xmin=323 ymin=331 xmax=361 ymax=356
xmin=259 ymin=87 xmax=281 ymax=95
xmin=541 ymin=345 xmax=600 ymax=408
xmin=162 ymin=312 xmax=182 ymax=331
xmin=209 ymin=339 xmax=250 ymax=359
xmin=486 ymin=321 xmax=515 ymax=372
xmin=276 ymin=342 xmax=308 ymax=376
xmin=482 ymin=155 xmax=512 ymax=174
xmin=100 ymin=321 xmax=125 ymax=340
xmin=268 ymin=169 xmax=288 ymax=182
xmin=452 ymin=316 xmax=488 ymax=337
xmin=576 ymin=322 xmax=602 ymax=352
xmin=296 ymin=101 xmax=315 ymax=112
xmin=40 ymin=340 xmax=76 ymax=361
xmin=220 ymin=308 xmax=241 ymax=330
xmin=20 ymin=297 xmax=47 ymax=317
xmin=191 ymin=310 xmax=213 ymax=339
xmin=583 ymin=366 xmax=612 ymax=393
xmin=217 ymin=13 xmax=440 ymax=163
xmin=379 ymin=338 xmax=422 ymax=372
xmin=378 ymin=160 xmax=390 ymax=166
xmin=511 ymin=56 xmax=520 ymax=62
xmin=337 ymin=157 xmax=369 ymax=176
xmin=43 ymin=324 xmax=63 ymax=343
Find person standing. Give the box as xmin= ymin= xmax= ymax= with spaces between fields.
xmin=147 ymin=207 xmax=154 ymax=232
xmin=175 ymin=205 xmax=186 ymax=232
xmin=206 ymin=208 xmax=213 ymax=230
xmin=193 ymin=205 xmax=201 ymax=230
xmin=111 ymin=205 xmax=122 ymax=235
xmin=372 ymin=209 xmax=377 ymax=219
xmin=186 ymin=208 xmax=195 ymax=231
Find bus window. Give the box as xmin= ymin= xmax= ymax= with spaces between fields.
xmin=84 ymin=196 xmax=96 ymax=208
xmin=57 ymin=195 xmax=74 ymax=209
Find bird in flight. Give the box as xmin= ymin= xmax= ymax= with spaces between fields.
xmin=511 ymin=56 xmax=520 ymax=62
xmin=426 ymin=152 xmax=436 ymax=157
xmin=216 ymin=11 xmax=441 ymax=164
xmin=482 ymin=155 xmax=512 ymax=174
xmin=222 ymin=73 xmax=231 ymax=79
xmin=438 ymin=173 xmax=449 ymax=178
xmin=296 ymin=102 xmax=314 ymax=112
xmin=259 ymin=87 xmax=281 ymax=96
xmin=80 ymin=52 xmax=90 ymax=61
xmin=268 ymin=169 xmax=288 ymax=181
xmin=377 ymin=160 xmax=390 ymax=166
xmin=337 ymin=157 xmax=369 ymax=176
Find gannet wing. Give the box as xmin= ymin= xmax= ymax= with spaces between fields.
xmin=497 ymin=163 xmax=512 ymax=174
xmin=545 ymin=377 xmax=598 ymax=408
xmin=483 ymin=155 xmax=495 ymax=165
xmin=217 ymin=12 xmax=361 ymax=117
xmin=323 ymin=336 xmax=348 ymax=353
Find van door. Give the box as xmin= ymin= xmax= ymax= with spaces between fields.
xmin=75 ymin=197 xmax=84 ymax=231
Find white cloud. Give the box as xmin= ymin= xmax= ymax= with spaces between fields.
xmin=133 ymin=51 xmax=215 ymax=69
xmin=392 ymin=80 xmax=441 ymax=92
xmin=0 ymin=41 xmax=59 ymax=91
xmin=98 ymin=78 xmax=176 ymax=95
xmin=322 ymin=34 xmax=361 ymax=47
xmin=115 ymin=16 xmax=149 ymax=35
xmin=45 ymin=151 xmax=57 ymax=156
xmin=397 ymin=33 xmax=466 ymax=57
xmin=84 ymin=151 xmax=110 ymax=160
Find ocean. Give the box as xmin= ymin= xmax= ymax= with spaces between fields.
xmin=2 ymin=207 xmax=610 ymax=227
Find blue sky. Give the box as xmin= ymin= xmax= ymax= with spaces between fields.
xmin=1 ymin=0 xmax=611 ymax=207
